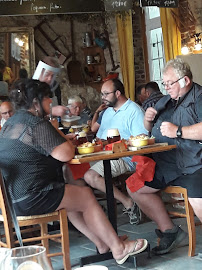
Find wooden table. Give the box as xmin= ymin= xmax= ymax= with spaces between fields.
xmin=70 ymin=144 xmax=176 ymax=266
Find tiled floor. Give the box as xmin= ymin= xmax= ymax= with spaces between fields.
xmin=50 ymin=203 xmax=202 ymax=270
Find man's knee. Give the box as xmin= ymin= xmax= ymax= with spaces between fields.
xmin=84 ymin=169 xmax=99 ymax=186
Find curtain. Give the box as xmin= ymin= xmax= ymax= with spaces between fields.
xmin=160 ymin=8 xmax=181 ymax=62
xmin=116 ymin=10 xmax=135 ymax=101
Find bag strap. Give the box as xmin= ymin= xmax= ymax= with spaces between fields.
xmin=1 ymin=175 xmax=23 ymax=247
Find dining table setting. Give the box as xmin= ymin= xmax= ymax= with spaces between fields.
xmin=68 ymin=129 xmax=177 ymax=267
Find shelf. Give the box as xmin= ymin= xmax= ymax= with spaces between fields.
xmin=86 ymin=62 xmax=104 ymax=65
xmin=82 ymin=44 xmax=106 ymax=91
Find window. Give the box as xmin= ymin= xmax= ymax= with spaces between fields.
xmin=144 ymin=7 xmax=166 ymax=94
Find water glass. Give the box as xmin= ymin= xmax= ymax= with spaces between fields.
xmin=4 ymin=246 xmax=52 ymax=270
xmin=75 ymin=266 xmax=108 ymax=270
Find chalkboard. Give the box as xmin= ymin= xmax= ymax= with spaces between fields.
xmin=140 ymin=0 xmax=178 ymax=8
xmin=104 ymin=0 xmax=133 ymax=11
xmin=0 ymin=0 xmax=103 ymax=16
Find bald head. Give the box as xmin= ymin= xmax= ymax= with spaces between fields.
xmin=0 ymin=101 xmax=14 ymax=120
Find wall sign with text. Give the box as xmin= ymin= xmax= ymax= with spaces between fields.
xmin=0 ymin=0 xmax=103 ymax=16
xmin=140 ymin=0 xmax=178 ymax=8
xmin=104 ymin=0 xmax=133 ymax=11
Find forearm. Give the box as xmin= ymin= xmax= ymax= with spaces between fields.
xmin=144 ymin=118 xmax=153 ymax=132
xmin=91 ymin=111 xmax=99 ymax=126
xmin=181 ymin=123 xmax=202 ymax=140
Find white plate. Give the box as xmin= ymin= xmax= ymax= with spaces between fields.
xmin=61 ymin=115 xmax=81 ymax=122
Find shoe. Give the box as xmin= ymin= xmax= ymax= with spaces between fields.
xmin=123 ymin=203 xmax=142 ymax=225
xmin=152 ymin=226 xmax=188 ymax=255
xmin=116 ymin=239 xmax=148 ymax=264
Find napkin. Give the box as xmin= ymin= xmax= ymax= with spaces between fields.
xmin=126 ymin=156 xmax=156 ymax=192
xmin=105 ymin=140 xmax=127 ymax=151
xmin=68 ymin=163 xmax=90 ymax=180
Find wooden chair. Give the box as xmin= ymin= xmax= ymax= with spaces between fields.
xmin=0 ymin=172 xmax=71 ymax=270
xmin=163 ymin=186 xmax=196 ymax=257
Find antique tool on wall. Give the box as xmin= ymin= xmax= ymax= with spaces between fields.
xmin=101 ymin=16 xmax=119 ymax=71
xmin=67 ymin=18 xmax=83 ymax=84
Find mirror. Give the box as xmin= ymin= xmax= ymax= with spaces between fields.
xmin=0 ymin=27 xmax=35 ymax=80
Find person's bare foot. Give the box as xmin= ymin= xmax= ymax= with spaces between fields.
xmin=97 ymin=235 xmax=128 ymax=254
xmin=113 ymin=239 xmax=148 ymax=262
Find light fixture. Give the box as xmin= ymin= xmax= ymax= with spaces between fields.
xmin=18 ymin=40 xmax=24 ymax=47
xmin=193 ymin=33 xmax=202 ymax=51
xmin=14 ymin=37 xmax=20 ymax=43
xmin=181 ymin=45 xmax=189 ymax=55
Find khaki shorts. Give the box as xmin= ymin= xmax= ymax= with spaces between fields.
xmin=90 ymin=158 xmax=131 ymax=178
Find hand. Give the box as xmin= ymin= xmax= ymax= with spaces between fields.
xmin=52 ymin=105 xmax=69 ymax=117
xmin=144 ymin=107 xmax=157 ymax=122
xmin=96 ymin=103 xmax=108 ymax=113
xmin=66 ymin=133 xmax=77 ymax=140
xmin=160 ymin=122 xmax=178 ymax=138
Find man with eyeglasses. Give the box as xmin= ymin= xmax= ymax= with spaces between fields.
xmin=0 ymin=101 xmax=14 ymax=127
xmin=128 ymin=57 xmax=202 ymax=255
xmin=84 ymin=78 xmax=148 ymax=225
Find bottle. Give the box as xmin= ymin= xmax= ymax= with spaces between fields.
xmin=57 ymin=117 xmax=64 ymax=129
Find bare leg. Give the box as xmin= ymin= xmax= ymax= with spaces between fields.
xmin=188 ymin=198 xmax=202 ymax=222
xmin=127 ymin=185 xmax=174 ymax=232
xmin=84 ymin=169 xmax=133 ymax=209
xmin=56 ymin=184 xmax=145 ymax=260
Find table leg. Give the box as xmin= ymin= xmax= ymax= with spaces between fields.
xmin=103 ymin=159 xmax=117 ymax=232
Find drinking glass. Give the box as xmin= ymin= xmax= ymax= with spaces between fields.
xmin=75 ymin=266 xmax=108 ymax=270
xmin=4 ymin=246 xmax=52 ymax=270
xmin=107 ymin=128 xmax=120 ymax=143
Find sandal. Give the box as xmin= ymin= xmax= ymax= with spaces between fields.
xmin=116 ymin=239 xmax=148 ymax=265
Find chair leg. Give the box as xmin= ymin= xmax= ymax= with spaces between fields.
xmin=183 ymin=192 xmax=196 ymax=257
xmin=41 ymin=223 xmax=53 ymax=267
xmin=59 ymin=209 xmax=71 ymax=270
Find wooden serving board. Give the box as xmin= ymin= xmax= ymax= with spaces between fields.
xmin=75 ymin=150 xmax=113 ymax=159
xmin=127 ymin=142 xmax=168 ymax=151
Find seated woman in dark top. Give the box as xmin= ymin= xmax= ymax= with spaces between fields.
xmin=0 ymin=79 xmax=148 ymax=264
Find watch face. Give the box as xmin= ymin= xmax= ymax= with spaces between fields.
xmin=177 ymin=128 xmax=182 ymax=137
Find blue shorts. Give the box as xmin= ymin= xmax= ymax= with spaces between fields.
xmin=145 ymin=168 xmax=202 ymax=198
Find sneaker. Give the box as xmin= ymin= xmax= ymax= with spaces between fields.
xmin=123 ymin=203 xmax=142 ymax=225
xmin=152 ymin=226 xmax=188 ymax=255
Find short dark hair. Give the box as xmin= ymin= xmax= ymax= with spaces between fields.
xmin=19 ymin=68 xmax=28 ymax=79
xmin=145 ymin=81 xmax=160 ymax=93
xmin=136 ymin=84 xmax=145 ymax=96
xmin=10 ymin=79 xmax=52 ymax=117
xmin=111 ymin=78 xmax=125 ymax=95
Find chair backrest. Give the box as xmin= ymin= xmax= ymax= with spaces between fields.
xmin=0 ymin=171 xmax=14 ymax=247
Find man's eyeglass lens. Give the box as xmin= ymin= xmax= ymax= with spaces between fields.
xmin=162 ymin=77 xmax=184 ymax=88
xmin=100 ymin=91 xmax=116 ymax=97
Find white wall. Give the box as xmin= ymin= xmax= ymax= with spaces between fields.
xmin=177 ymin=54 xmax=202 ymax=86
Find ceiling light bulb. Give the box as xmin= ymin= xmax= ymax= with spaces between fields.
xmin=181 ymin=45 xmax=189 ymax=55
xmin=15 ymin=37 xmax=20 ymax=43
xmin=194 ymin=43 xmax=202 ymax=51
xmin=18 ymin=40 xmax=24 ymax=47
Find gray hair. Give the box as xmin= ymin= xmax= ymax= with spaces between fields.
xmin=68 ymin=95 xmax=82 ymax=105
xmin=163 ymin=58 xmax=193 ymax=80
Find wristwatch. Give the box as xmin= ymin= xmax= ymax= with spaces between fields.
xmin=176 ymin=126 xmax=182 ymax=138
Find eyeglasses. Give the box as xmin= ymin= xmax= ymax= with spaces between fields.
xmin=162 ymin=77 xmax=184 ymax=88
xmin=100 ymin=91 xmax=116 ymax=97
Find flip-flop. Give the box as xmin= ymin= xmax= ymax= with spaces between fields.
xmin=116 ymin=239 xmax=148 ymax=265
